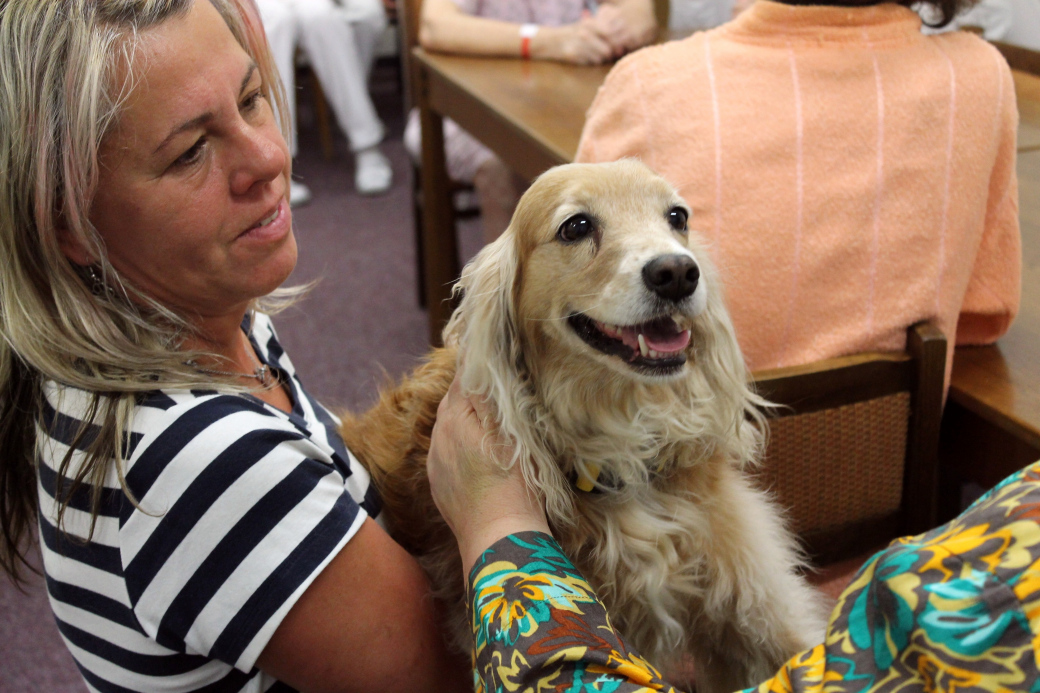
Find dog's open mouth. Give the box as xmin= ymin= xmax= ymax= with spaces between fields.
xmin=568 ymin=312 xmax=692 ymax=373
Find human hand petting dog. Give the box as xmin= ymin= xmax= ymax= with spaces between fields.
xmin=427 ymin=371 xmax=551 ymax=578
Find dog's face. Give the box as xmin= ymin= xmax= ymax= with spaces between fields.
xmin=447 ymin=160 xmax=758 ymax=516
xmin=508 ymin=160 xmax=711 ymax=382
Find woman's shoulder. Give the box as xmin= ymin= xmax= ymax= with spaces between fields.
xmin=588 ymin=32 xmax=713 ymax=127
xmin=926 ymin=26 xmax=1013 ymax=72
xmin=130 ymin=388 xmax=296 ymax=453
xmin=598 ymin=32 xmax=710 ymax=97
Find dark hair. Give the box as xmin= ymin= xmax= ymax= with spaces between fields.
xmin=777 ymin=0 xmax=978 ymax=28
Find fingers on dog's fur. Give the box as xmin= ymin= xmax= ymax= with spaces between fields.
xmin=444 ymin=220 xmax=572 ymax=523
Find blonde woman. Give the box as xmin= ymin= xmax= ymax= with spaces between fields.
xmin=0 ymin=1 xmax=468 ymax=690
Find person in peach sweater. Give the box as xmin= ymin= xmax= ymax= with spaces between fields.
xmin=576 ymin=0 xmax=1021 ymax=380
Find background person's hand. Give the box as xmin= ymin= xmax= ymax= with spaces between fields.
xmin=586 ymin=4 xmax=642 ymax=57
xmin=427 ymin=372 xmax=551 ymax=576
xmin=534 ymin=23 xmax=614 ymax=64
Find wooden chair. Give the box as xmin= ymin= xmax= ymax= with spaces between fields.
xmin=751 ymin=321 xmax=947 ymax=568
xmin=304 ymin=63 xmax=337 ymax=161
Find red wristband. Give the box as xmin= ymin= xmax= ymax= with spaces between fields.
xmin=519 ymin=24 xmax=538 ymax=60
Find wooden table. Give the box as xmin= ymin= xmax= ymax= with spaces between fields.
xmin=941 ymin=149 xmax=1040 ymax=502
xmin=415 ymin=49 xmax=609 ymax=340
xmin=415 ymin=50 xmax=1040 ymax=466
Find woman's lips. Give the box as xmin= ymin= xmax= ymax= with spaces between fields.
xmin=238 ymin=198 xmax=290 ymax=242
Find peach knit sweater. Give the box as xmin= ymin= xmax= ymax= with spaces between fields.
xmin=576 ymin=1 xmax=1021 ymax=378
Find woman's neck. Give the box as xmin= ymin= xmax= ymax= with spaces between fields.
xmin=181 ymin=309 xmax=253 ymax=364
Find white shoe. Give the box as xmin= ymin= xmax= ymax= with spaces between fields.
xmin=290 ymin=180 xmax=313 ymax=207
xmin=355 ymin=147 xmax=393 ymax=195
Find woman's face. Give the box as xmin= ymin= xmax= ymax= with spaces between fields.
xmin=84 ymin=0 xmax=296 ymax=323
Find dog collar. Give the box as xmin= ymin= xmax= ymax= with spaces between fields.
xmin=570 ymin=463 xmax=626 ymax=493
xmin=574 ymin=463 xmax=602 ymax=493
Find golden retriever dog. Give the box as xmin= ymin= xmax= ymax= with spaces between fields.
xmin=339 ymin=160 xmax=825 ymax=692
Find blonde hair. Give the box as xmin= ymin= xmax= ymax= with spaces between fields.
xmin=0 ymin=0 xmax=295 ymax=581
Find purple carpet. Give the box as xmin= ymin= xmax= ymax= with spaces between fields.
xmin=0 ymin=62 xmax=485 ymax=693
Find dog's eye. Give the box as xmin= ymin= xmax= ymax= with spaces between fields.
xmin=667 ymin=207 xmax=689 ymax=233
xmin=558 ymin=214 xmax=596 ymax=243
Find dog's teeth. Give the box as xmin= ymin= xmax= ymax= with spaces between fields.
xmin=637 ymin=333 xmax=649 ymax=357
xmin=648 ymin=348 xmax=659 ymax=359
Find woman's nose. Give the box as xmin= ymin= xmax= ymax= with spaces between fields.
xmin=229 ymin=123 xmax=288 ymax=197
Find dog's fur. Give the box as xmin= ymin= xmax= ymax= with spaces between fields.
xmin=340 ymin=160 xmax=825 ymax=692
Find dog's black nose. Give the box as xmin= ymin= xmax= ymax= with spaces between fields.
xmin=642 ymin=254 xmax=700 ymax=302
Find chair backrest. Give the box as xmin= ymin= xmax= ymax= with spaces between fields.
xmin=751 ymin=321 xmax=946 ymax=566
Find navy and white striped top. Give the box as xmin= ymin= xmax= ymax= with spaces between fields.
xmin=36 ymin=313 xmax=379 ymax=693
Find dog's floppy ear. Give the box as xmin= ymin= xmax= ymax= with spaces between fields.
xmin=441 ymin=231 xmax=570 ymax=517
xmin=443 ymin=232 xmax=533 ymax=438
xmin=443 ymin=232 xmax=519 ymax=369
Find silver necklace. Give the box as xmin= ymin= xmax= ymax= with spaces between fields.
xmin=186 ymin=345 xmax=274 ymax=387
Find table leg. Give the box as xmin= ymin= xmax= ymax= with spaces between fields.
xmin=418 ymin=85 xmax=459 ymax=346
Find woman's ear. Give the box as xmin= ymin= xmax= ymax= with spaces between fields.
xmin=54 ymin=217 xmax=95 ymax=267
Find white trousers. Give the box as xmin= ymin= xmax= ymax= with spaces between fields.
xmin=256 ymin=0 xmax=388 ymax=154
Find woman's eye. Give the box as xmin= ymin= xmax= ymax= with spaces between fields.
xmin=172 ymin=138 xmax=206 ymax=168
xmin=242 ymin=88 xmax=265 ymax=113
xmin=558 ymin=214 xmax=596 ymax=243
xmin=667 ymin=207 xmax=689 ymax=232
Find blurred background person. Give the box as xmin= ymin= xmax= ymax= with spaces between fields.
xmin=404 ymin=0 xmax=657 ymax=242
xmin=256 ymin=0 xmax=395 ymax=202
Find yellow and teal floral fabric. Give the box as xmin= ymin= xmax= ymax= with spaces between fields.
xmin=468 ymin=461 xmax=1040 ymax=692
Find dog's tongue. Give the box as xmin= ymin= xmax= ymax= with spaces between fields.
xmin=620 ymin=317 xmax=691 ymax=353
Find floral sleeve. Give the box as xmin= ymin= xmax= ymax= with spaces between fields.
xmin=468 ymin=530 xmax=685 ymax=692
xmin=468 ymin=461 xmax=1040 ymax=693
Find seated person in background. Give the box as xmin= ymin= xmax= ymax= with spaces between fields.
xmin=427 ymin=374 xmax=1040 ymax=692
xmin=254 ymin=0 xmax=394 ymax=199
xmin=404 ymin=0 xmax=657 ymax=242
xmin=576 ymin=0 xmax=1021 ymax=380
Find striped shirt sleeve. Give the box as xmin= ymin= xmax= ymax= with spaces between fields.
xmin=118 ymin=393 xmax=366 ymax=673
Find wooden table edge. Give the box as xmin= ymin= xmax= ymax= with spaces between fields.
xmin=414 ymin=48 xmax=576 ymax=177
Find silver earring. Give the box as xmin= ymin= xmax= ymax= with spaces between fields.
xmin=87 ymin=266 xmax=115 ymax=299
